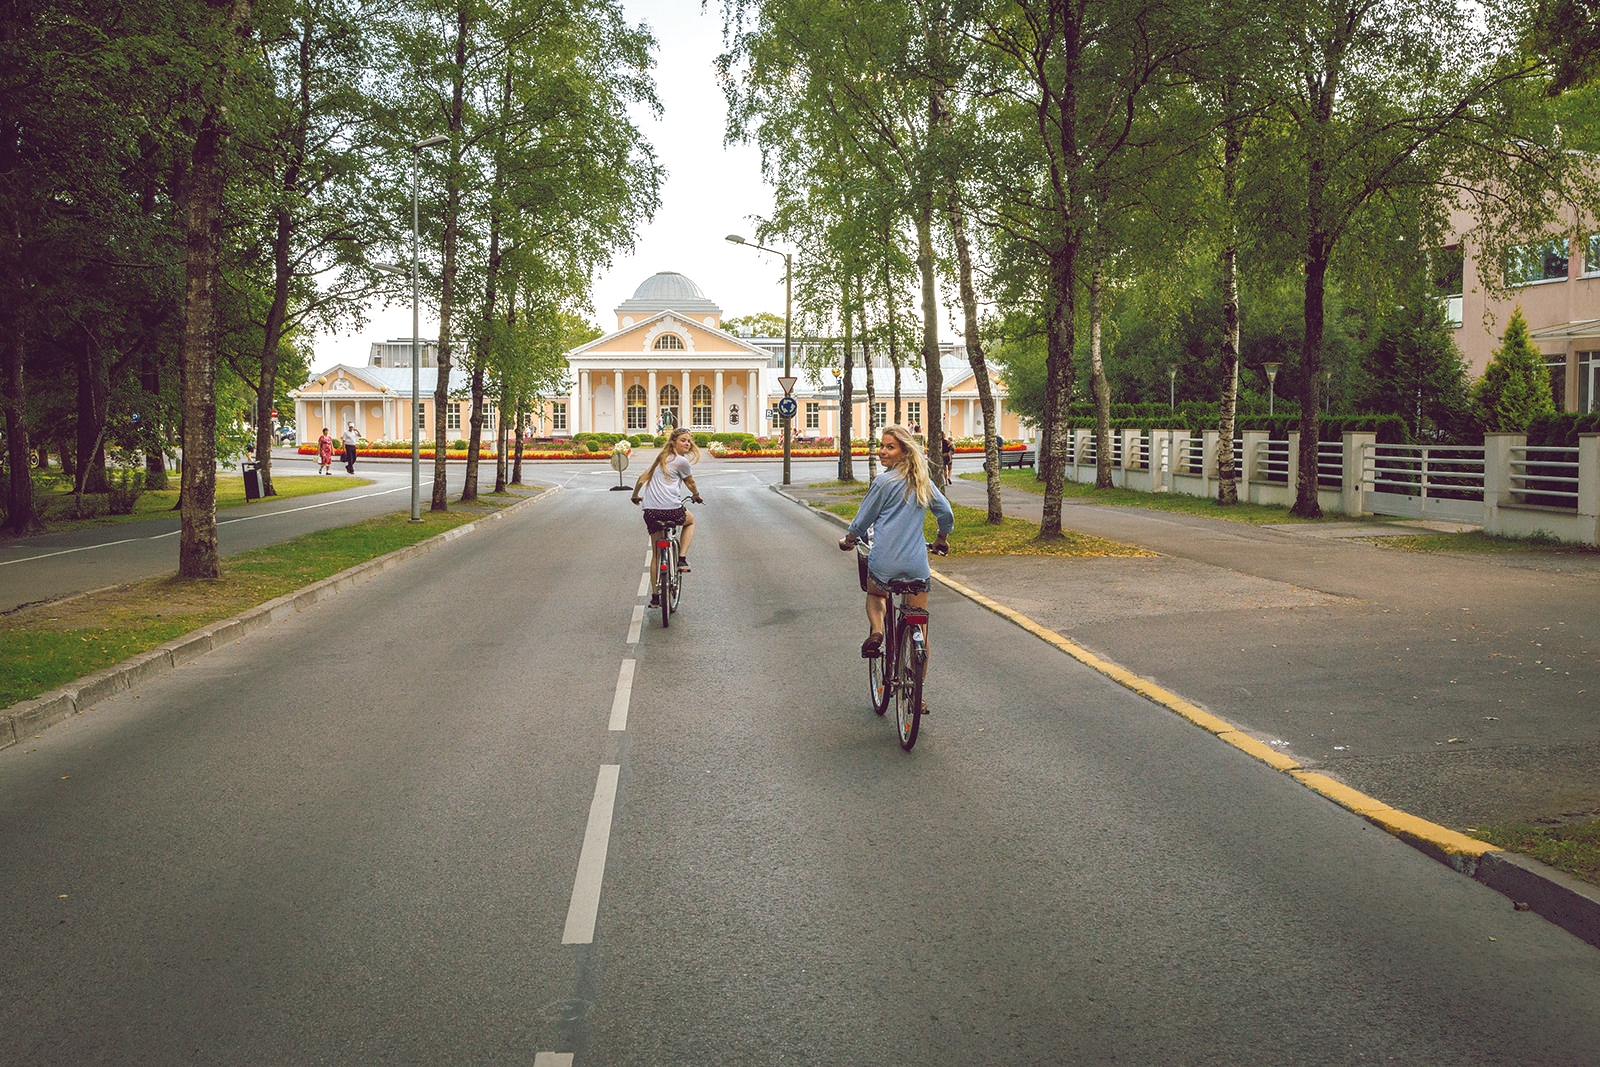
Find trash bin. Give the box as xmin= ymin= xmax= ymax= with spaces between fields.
xmin=242 ymin=461 xmax=262 ymax=501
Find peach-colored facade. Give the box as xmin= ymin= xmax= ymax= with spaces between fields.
xmin=288 ymin=365 xmax=483 ymax=445
xmin=1452 ymin=208 xmax=1600 ymax=413
xmin=941 ymin=368 xmax=1030 ymax=441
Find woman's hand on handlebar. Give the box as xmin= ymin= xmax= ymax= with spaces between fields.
xmin=930 ymin=536 xmax=950 ymax=557
xmin=839 ymin=534 xmax=858 ymax=551
xmin=691 ymin=494 xmax=704 ymax=504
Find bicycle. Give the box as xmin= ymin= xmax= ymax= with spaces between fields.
xmin=853 ymin=535 xmax=944 ymax=751
xmin=651 ymin=493 xmax=700 ymax=628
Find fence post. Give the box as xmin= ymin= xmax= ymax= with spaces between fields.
xmin=1481 ymin=433 xmax=1526 ymax=535
xmin=1241 ymin=430 xmax=1267 ymax=503
xmin=1343 ymin=432 xmax=1376 ymax=516
xmin=1202 ymin=429 xmax=1219 ymax=500
xmin=1578 ymin=434 xmax=1600 ymax=546
xmin=1150 ymin=430 xmax=1167 ymax=492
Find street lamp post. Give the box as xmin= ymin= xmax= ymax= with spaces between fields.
xmin=725 ymin=234 xmax=792 ymax=485
xmin=1167 ymin=364 xmax=1177 ymax=411
xmin=1263 ymin=362 xmax=1282 ymax=416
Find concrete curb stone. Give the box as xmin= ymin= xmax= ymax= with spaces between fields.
xmin=770 ymin=482 xmax=1600 ymax=953
xmin=0 ymin=486 xmax=559 ymax=751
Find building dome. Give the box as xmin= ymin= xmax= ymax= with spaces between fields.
xmin=614 ymin=271 xmax=722 ymax=322
xmin=632 ymin=271 xmax=707 ymax=303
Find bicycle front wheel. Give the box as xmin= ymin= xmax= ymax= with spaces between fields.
xmin=894 ymin=623 xmax=924 ymax=750
xmin=868 ymin=635 xmax=890 ymax=716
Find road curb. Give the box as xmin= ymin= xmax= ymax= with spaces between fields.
xmin=1 ymin=486 xmax=560 ymax=750
xmin=771 ymin=482 xmax=1600 ymax=952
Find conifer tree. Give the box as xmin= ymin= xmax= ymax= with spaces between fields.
xmin=1470 ymin=307 xmax=1556 ymax=433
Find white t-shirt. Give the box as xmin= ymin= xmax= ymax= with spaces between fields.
xmin=342 ymin=427 xmax=360 ymax=447
xmin=640 ymin=454 xmax=692 ymax=509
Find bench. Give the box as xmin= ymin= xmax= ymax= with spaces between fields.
xmin=997 ymin=448 xmax=1035 ymax=469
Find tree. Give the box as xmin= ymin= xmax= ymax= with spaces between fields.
xmin=1353 ymin=287 xmax=1471 ymax=441
xmin=1470 ymin=307 xmax=1555 ymax=433
xmin=722 ymin=312 xmax=786 ymax=336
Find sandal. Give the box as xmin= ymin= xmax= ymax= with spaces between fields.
xmin=860 ymin=632 xmax=884 ymax=658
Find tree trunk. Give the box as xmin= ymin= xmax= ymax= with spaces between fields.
xmin=1292 ymin=237 xmax=1327 ymax=518
xmin=255 ymin=204 xmax=293 ymax=497
xmin=431 ymin=4 xmax=469 ymax=513
xmin=178 ymin=0 xmax=253 ymax=578
xmin=946 ymin=187 xmax=1001 ymax=522
xmin=1216 ymin=108 xmax=1242 ymax=505
xmin=141 ymin=355 xmax=168 ymax=490
xmin=1089 ymin=258 xmax=1112 ymax=490
xmin=2 ymin=321 xmax=39 ymax=535
xmin=179 ymin=113 xmax=226 ymax=577
xmin=511 ymin=399 xmax=525 ymax=485
xmin=915 ymin=193 xmax=944 ymax=487
xmin=463 ymin=364 xmax=484 ymax=502
xmin=75 ymin=329 xmax=109 ymax=495
xmin=839 ymin=331 xmax=854 ymax=481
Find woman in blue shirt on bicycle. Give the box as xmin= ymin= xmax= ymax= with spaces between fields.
xmin=839 ymin=424 xmax=954 ymax=659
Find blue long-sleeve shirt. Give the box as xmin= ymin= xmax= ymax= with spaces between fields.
xmin=847 ymin=470 xmax=954 ymax=583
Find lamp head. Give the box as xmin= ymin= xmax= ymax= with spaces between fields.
xmin=412 ymin=134 xmax=451 ymax=150
xmin=725 ymin=234 xmax=747 ymax=245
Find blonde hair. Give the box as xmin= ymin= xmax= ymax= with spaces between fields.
xmin=642 ymin=427 xmax=700 ymax=483
xmin=881 ymin=424 xmax=932 ymax=507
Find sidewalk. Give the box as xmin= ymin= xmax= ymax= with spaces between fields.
xmin=785 ymin=475 xmax=1600 ymax=947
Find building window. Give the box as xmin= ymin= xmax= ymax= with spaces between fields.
xmin=415 ymin=407 xmax=426 ymax=431
xmin=653 ymin=334 xmax=685 ymax=350
xmin=1580 ymin=351 xmax=1595 ymax=413
xmin=484 ymin=407 xmax=496 ymax=432
xmin=805 ymin=402 xmax=820 ymax=430
xmin=907 ymin=401 xmax=921 ymax=429
xmin=447 ymin=402 xmax=462 ymax=432
xmin=692 ymin=384 xmax=713 ymax=427
xmin=1549 ymin=354 xmax=1568 ymax=411
xmin=1587 ymin=236 xmax=1600 ymax=275
xmin=658 ymin=384 xmax=680 ymax=428
xmin=552 ymin=402 xmax=567 ymax=431
xmin=626 ymin=384 xmax=648 ymax=430
xmin=872 ymin=402 xmax=886 ymax=431
xmin=729 ymin=404 xmax=740 ymax=426
xmin=1505 ymin=239 xmax=1570 ymax=286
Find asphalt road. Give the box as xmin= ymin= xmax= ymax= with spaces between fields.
xmin=3 ymin=469 xmax=1599 ymax=1065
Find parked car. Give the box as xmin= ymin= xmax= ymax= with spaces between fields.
xmin=275 ymin=424 xmax=297 ymax=445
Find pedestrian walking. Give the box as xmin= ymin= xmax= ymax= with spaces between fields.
xmin=317 ymin=428 xmax=334 ymax=475
xmin=341 ymin=422 xmax=360 ymax=474
xmin=941 ymin=431 xmax=954 ymax=484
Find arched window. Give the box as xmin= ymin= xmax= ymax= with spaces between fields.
xmin=692 ymin=384 xmax=713 ymax=428
xmin=658 ymin=383 xmax=680 ymax=429
xmin=626 ymin=384 xmax=648 ymax=430
xmin=653 ymin=333 xmax=685 ymax=351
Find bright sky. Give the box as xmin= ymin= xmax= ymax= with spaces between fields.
xmin=313 ymin=1 xmax=779 ymax=368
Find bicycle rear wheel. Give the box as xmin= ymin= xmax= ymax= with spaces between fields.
xmin=894 ymin=622 xmax=924 ymax=750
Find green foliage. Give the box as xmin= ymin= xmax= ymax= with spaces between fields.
xmin=1527 ymin=411 xmax=1600 ymax=446
xmin=1353 ymin=298 xmax=1473 ymax=442
xmin=1471 ymin=308 xmax=1556 ymax=433
xmin=722 ymin=312 xmax=786 ymax=337
xmin=106 ymin=469 xmax=144 ymax=515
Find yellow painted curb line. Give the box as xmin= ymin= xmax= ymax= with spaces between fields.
xmin=931 ymin=567 xmax=1500 ymax=865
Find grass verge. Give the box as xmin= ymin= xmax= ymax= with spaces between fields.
xmin=1 ymin=501 xmax=510 ymax=708
xmin=1369 ymin=530 xmax=1600 ymax=555
xmin=822 ymin=500 xmax=1152 ymax=558
xmin=966 ymin=469 xmax=1344 ymax=526
xmin=1470 ymin=820 xmax=1600 ymax=888
xmin=25 ymin=474 xmax=371 ymax=535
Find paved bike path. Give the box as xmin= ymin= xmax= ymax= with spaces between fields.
xmin=782 ymin=476 xmax=1600 ymax=951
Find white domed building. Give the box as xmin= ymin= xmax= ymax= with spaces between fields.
xmin=556 ymin=272 xmax=772 ymax=436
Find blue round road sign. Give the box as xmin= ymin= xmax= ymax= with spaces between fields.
xmin=777 ymin=396 xmax=798 ymax=418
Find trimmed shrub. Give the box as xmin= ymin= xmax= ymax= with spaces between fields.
xmin=107 ymin=469 xmax=144 ymax=514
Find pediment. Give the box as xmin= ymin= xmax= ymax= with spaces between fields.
xmin=570 ymin=311 xmax=767 ymax=361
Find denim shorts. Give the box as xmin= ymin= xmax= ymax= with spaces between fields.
xmin=868 ymin=571 xmax=930 ymax=595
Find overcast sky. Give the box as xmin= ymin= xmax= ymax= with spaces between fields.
xmin=312 ymin=0 xmax=780 ymax=369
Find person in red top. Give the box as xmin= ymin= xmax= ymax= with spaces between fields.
xmin=316 ymin=428 xmax=335 ymax=475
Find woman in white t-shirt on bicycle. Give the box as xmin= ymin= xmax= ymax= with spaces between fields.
xmin=631 ymin=427 xmax=703 ymax=606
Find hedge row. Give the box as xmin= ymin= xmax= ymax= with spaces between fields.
xmin=1527 ymin=412 xmax=1600 ymax=447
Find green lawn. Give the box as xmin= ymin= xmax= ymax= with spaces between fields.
xmin=26 ymin=473 xmax=370 ymax=534
xmin=0 ymin=497 xmax=524 ymax=708
xmin=964 ymin=468 xmax=1334 ymax=525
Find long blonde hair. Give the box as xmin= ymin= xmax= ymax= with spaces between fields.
xmin=881 ymin=424 xmax=932 ymax=507
xmin=642 ymin=427 xmax=700 ymax=482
